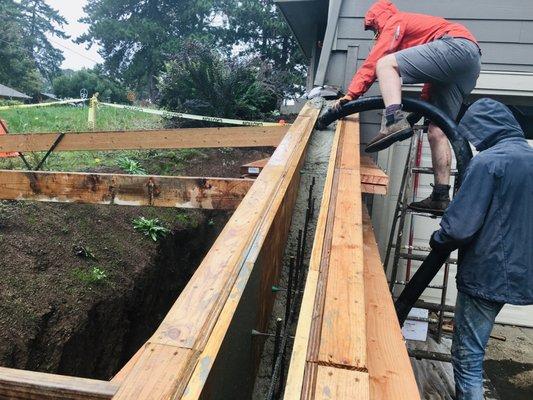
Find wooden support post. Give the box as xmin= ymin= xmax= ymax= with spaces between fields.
xmin=0 ymin=126 xmax=288 ymax=153
xmin=0 ymin=170 xmax=253 ymax=210
xmin=0 ymin=367 xmax=118 ymax=400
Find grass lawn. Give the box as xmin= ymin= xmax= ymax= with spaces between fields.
xmin=0 ymin=104 xmax=163 ymax=133
xmin=0 ymin=104 xmax=207 ymax=174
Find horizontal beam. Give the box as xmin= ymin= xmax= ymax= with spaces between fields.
xmin=0 ymin=126 xmax=288 ymax=153
xmin=0 ymin=170 xmax=253 ymax=210
xmin=0 ymin=366 xmax=118 ymax=400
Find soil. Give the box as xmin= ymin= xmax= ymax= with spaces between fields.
xmin=485 ymin=325 xmax=533 ymax=400
xmin=0 ymin=147 xmax=273 ymax=379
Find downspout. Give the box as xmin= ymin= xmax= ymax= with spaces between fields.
xmin=317 ymin=96 xmax=473 ymax=325
xmin=314 ymin=0 xmax=343 ymax=87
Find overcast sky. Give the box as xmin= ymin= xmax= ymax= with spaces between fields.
xmin=45 ymin=0 xmax=103 ymax=70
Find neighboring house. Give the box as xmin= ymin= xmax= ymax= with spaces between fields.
xmin=0 ymin=83 xmax=32 ymax=101
xmin=276 ymin=0 xmax=533 ymax=327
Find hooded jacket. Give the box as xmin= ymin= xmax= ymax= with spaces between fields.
xmin=348 ymin=1 xmax=477 ymax=99
xmin=432 ymin=98 xmax=533 ymax=305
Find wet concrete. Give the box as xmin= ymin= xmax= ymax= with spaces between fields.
xmin=251 ymin=115 xmax=337 ymax=398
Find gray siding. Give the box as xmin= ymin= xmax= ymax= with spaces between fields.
xmin=321 ymin=0 xmax=533 ymax=91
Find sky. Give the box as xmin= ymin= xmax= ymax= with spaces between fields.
xmin=45 ymin=0 xmax=103 ymax=70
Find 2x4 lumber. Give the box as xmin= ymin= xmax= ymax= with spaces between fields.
xmin=0 ymin=126 xmax=288 ymax=153
xmin=113 ymin=102 xmax=321 ymax=400
xmin=362 ymin=208 xmax=420 ymax=400
xmin=283 ymin=122 xmax=342 ymax=400
xmin=360 ymin=156 xmax=389 ymax=195
xmin=0 ymin=170 xmax=253 ymax=210
xmin=315 ymin=117 xmax=367 ymax=371
xmin=0 ymin=366 xmax=118 ymax=400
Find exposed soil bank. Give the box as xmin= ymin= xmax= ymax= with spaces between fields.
xmin=0 ymin=201 xmax=229 ymax=380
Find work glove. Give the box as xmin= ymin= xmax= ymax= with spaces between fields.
xmin=333 ymin=94 xmax=355 ymax=111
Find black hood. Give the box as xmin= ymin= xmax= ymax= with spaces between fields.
xmin=458 ymin=98 xmax=525 ymax=151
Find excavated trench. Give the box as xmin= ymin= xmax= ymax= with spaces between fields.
xmin=0 ymin=201 xmax=230 ymax=380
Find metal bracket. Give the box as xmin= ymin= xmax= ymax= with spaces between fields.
xmin=34 ymin=133 xmax=66 ymax=171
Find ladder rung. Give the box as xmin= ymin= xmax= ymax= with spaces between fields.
xmin=399 ymin=252 xmax=458 ymax=264
xmin=394 ymin=280 xmax=445 ymax=290
xmin=403 ymin=208 xmax=442 ymax=218
xmin=412 ymin=167 xmax=459 ymax=176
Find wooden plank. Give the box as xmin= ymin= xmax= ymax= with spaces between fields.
xmin=0 ymin=367 xmax=118 ymax=400
xmin=360 ymin=156 xmax=388 ymax=183
xmin=114 ymin=102 xmax=321 ymax=400
xmin=314 ymin=366 xmax=369 ymax=400
xmin=112 ymin=345 xmax=198 ymax=400
xmin=361 ymin=183 xmax=387 ymax=196
xmin=0 ymin=126 xmax=288 ymax=153
xmin=283 ymin=122 xmax=342 ymax=400
xmin=316 ymin=117 xmax=367 ymax=371
xmin=362 ymin=208 xmax=420 ymax=400
xmin=0 ymin=170 xmax=253 ymax=210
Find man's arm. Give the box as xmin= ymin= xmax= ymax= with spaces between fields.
xmin=430 ymin=157 xmax=495 ymax=253
xmin=346 ymin=16 xmax=406 ymax=99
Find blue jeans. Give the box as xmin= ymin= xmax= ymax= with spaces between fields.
xmin=452 ymin=291 xmax=504 ymax=400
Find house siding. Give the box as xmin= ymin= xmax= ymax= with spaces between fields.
xmin=317 ymin=0 xmax=533 ymax=326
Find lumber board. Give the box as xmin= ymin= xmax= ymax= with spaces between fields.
xmin=286 ymin=117 xmax=370 ymax=399
xmin=360 ymin=156 xmax=389 ymax=186
xmin=112 ymin=345 xmax=198 ymax=400
xmin=0 ymin=367 xmax=118 ymax=400
xmin=362 ymin=208 xmax=420 ymax=400
xmin=0 ymin=126 xmax=288 ymax=153
xmin=314 ymin=366 xmax=369 ymax=400
xmin=283 ymin=122 xmax=342 ymax=400
xmin=113 ymin=102 xmax=321 ymax=400
xmin=0 ymin=170 xmax=253 ymax=210
xmin=315 ymin=117 xmax=367 ymax=370
xmin=360 ymin=155 xmax=388 ymax=195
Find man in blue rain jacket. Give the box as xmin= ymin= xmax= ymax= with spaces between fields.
xmin=429 ymin=98 xmax=533 ymax=400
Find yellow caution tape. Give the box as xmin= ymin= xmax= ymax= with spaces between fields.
xmin=0 ymin=98 xmax=87 ymax=111
xmin=100 ymin=102 xmax=286 ymax=127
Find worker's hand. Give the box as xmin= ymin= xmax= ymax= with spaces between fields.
xmin=429 ymin=231 xmax=456 ymax=254
xmin=333 ymin=94 xmax=354 ymax=110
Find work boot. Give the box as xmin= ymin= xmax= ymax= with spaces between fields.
xmin=365 ymin=110 xmax=413 ymax=153
xmin=408 ymin=184 xmax=451 ymax=216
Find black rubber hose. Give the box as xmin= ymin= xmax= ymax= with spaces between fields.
xmin=394 ymin=250 xmax=451 ymax=325
xmin=317 ymin=96 xmax=473 ymax=326
xmin=317 ymin=96 xmax=473 ymax=184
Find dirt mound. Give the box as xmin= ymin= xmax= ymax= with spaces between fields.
xmin=0 ymin=200 xmax=229 ymax=379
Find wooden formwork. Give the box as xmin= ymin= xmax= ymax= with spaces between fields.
xmin=284 ymin=117 xmax=418 ymax=399
xmin=0 ymin=104 xmax=410 ymax=399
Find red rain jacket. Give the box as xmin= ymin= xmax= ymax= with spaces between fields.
xmin=347 ymin=1 xmax=478 ymax=100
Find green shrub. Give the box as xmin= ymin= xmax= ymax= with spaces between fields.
xmin=133 ymin=217 xmax=170 ymax=241
xmin=74 ymin=266 xmax=108 ymax=285
xmin=158 ymin=40 xmax=279 ymax=126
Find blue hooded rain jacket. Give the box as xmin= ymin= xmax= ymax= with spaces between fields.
xmin=432 ymin=98 xmax=533 ymax=305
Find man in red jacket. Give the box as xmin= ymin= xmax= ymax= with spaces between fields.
xmin=336 ymin=1 xmax=481 ymax=214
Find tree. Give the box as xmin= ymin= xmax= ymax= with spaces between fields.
xmin=0 ymin=2 xmax=42 ymax=95
xmin=158 ymin=41 xmax=278 ymax=125
xmin=52 ymin=69 xmax=128 ymax=103
xmin=215 ymin=0 xmax=307 ymax=99
xmin=17 ymin=0 xmax=68 ymax=82
xmin=77 ymin=0 xmax=217 ymax=101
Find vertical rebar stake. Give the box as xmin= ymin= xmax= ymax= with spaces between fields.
xmin=294 ymin=230 xmax=303 ymax=288
xmin=285 ymin=257 xmax=295 ymax=326
xmin=272 ymin=318 xmax=283 ymax=377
